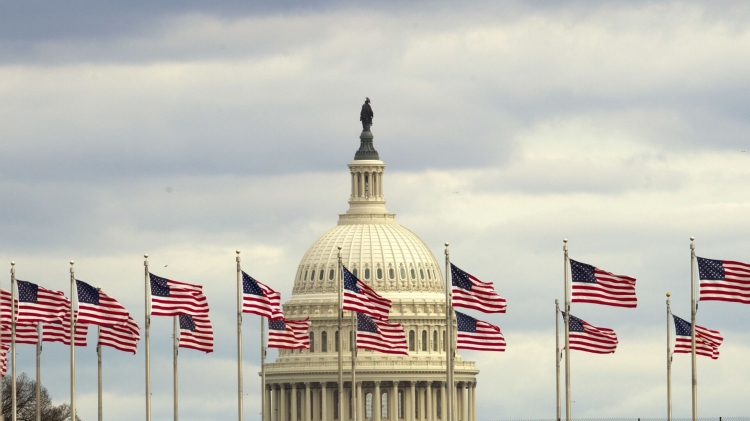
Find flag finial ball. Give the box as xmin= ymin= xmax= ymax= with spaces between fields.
xmin=690 ymin=237 xmax=695 ymax=241
xmin=144 ymin=254 xmax=148 ymax=258
xmin=70 ymin=260 xmax=74 ymax=265
xmin=666 ymin=292 xmax=671 ymax=297
xmin=10 ymin=261 xmax=14 ymax=266
xmin=445 ymin=242 xmax=449 ymax=247
xmin=338 ymin=246 xmax=342 ymax=250
xmin=563 ymin=238 xmax=568 ymax=243
xmin=236 ymin=250 xmax=240 ymax=254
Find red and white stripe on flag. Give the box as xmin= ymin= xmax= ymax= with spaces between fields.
xmin=17 ymin=282 xmax=68 ymax=324
xmin=76 ymin=281 xmax=130 ymax=327
xmin=241 ymin=272 xmax=283 ymax=319
xmin=450 ymin=264 xmax=507 ymax=314
xmin=267 ymin=317 xmax=309 ymax=350
xmin=0 ymin=289 xmax=19 ymax=327
xmin=99 ymin=316 xmax=140 ymax=354
xmin=178 ymin=314 xmax=214 ymax=353
xmin=455 ymin=311 xmax=506 ymax=352
xmin=674 ymin=325 xmax=723 ymax=360
xmin=567 ymin=314 xmax=618 ymax=354
xmin=150 ymin=275 xmax=209 ymax=317
xmin=698 ymin=257 xmax=750 ymax=304
xmin=1 ymin=323 xmax=39 ymax=345
xmin=42 ymin=311 xmax=89 ymax=347
xmin=570 ymin=259 xmax=637 ymax=308
xmin=342 ymin=268 xmax=392 ymax=320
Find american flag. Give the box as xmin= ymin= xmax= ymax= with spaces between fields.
xmin=697 ymin=257 xmax=750 ymax=304
xmin=178 ymin=314 xmax=214 ymax=353
xmin=356 ymin=312 xmax=408 ymax=355
xmin=42 ymin=311 xmax=89 ymax=346
xmin=673 ymin=315 xmax=723 ymax=360
xmin=241 ymin=272 xmax=283 ymax=319
xmin=343 ymin=267 xmax=392 ymax=320
xmin=99 ymin=316 xmax=140 ymax=354
xmin=267 ymin=317 xmax=309 ymax=350
xmin=150 ymin=274 xmax=209 ymax=317
xmin=455 ymin=311 xmax=506 ymax=352
xmin=0 ymin=348 xmax=6 ymax=377
xmin=16 ymin=280 xmax=68 ymax=324
xmin=0 ymin=289 xmax=18 ymax=327
xmin=570 ymin=259 xmax=637 ymax=308
xmin=450 ymin=264 xmax=507 ymax=314
xmin=565 ymin=313 xmax=618 ymax=354
xmin=76 ymin=280 xmax=130 ymax=327
xmin=0 ymin=322 xmax=39 ymax=345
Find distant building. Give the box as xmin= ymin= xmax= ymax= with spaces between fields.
xmin=264 ymin=127 xmax=478 ymax=421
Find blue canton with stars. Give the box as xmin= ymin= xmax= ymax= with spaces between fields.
xmin=149 ymin=274 xmax=170 ymax=297
xmin=356 ymin=312 xmax=378 ymax=333
xmin=570 ymin=259 xmax=597 ymax=283
xmin=673 ymin=315 xmax=692 ymax=336
xmin=450 ymin=264 xmax=472 ymax=291
xmin=455 ymin=311 xmax=477 ymax=333
xmin=242 ymin=272 xmax=264 ymax=296
xmin=179 ymin=314 xmax=196 ymax=331
xmin=76 ymin=280 xmax=100 ymax=305
xmin=343 ymin=267 xmax=360 ymax=293
xmin=17 ymin=280 xmax=38 ymax=303
xmin=697 ymin=257 xmax=725 ymax=280
xmin=268 ymin=319 xmax=286 ymax=331
xmin=564 ymin=313 xmax=586 ymax=332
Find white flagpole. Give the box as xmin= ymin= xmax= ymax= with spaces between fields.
xmin=98 ymin=325 xmax=103 ymax=421
xmin=337 ymin=246 xmax=343 ymax=421
xmin=555 ymin=299 xmax=560 ymax=421
xmin=174 ymin=316 xmax=179 ymax=421
xmin=690 ymin=237 xmax=697 ymax=421
xmin=69 ymin=261 xmax=77 ymax=421
xmin=351 ymin=304 xmax=357 ymax=421
xmin=144 ymin=254 xmax=151 ymax=421
xmin=666 ymin=292 xmax=672 ymax=421
xmin=11 ymin=261 xmax=17 ymax=421
xmin=236 ymin=250 xmax=244 ymax=421
xmin=444 ymin=243 xmax=454 ymax=421
xmin=36 ymin=323 xmax=41 ymax=421
xmin=261 ymin=318 xmax=266 ymax=421
xmin=563 ymin=239 xmax=571 ymax=421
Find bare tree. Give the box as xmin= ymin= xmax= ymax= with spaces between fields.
xmin=1 ymin=373 xmax=80 ymax=421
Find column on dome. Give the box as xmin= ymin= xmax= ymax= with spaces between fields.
xmin=280 ymin=384 xmax=287 ymax=421
xmin=265 ymin=385 xmax=272 ymax=421
xmin=270 ymin=385 xmax=277 ymax=421
xmin=425 ymin=383 xmax=432 ymax=421
xmin=390 ymin=382 xmax=398 ymax=421
xmin=321 ymin=383 xmax=328 ymax=421
xmin=374 ymin=382 xmax=381 ymax=421
xmin=454 ymin=382 xmax=460 ymax=421
xmin=471 ymin=382 xmax=477 ymax=421
xmin=378 ymin=170 xmax=383 ymax=198
xmin=357 ymin=382 xmax=364 ymax=421
xmin=304 ymin=383 xmax=311 ymax=421
xmin=351 ymin=172 xmax=357 ymax=199
xmin=291 ymin=383 xmax=298 ymax=421
xmin=440 ymin=382 xmax=446 ymax=421
xmin=359 ymin=171 xmax=365 ymax=199
xmin=409 ymin=382 xmax=416 ymax=421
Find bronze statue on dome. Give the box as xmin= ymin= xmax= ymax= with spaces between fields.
xmin=360 ymin=97 xmax=373 ymax=131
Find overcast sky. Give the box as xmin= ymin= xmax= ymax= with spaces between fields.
xmin=2 ymin=1 xmax=750 ymax=420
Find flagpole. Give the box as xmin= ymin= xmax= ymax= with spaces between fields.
xmin=351 ymin=308 xmax=357 ymax=421
xmin=236 ymin=250 xmax=244 ymax=421
xmin=36 ymin=323 xmax=41 ymax=421
xmin=666 ymin=292 xmax=672 ymax=421
xmin=144 ymin=254 xmax=152 ymax=421
xmin=11 ymin=261 xmax=17 ymax=421
xmin=563 ymin=239 xmax=571 ymax=421
xmin=555 ymin=299 xmax=560 ymax=421
xmin=444 ymin=242 xmax=454 ymax=421
xmin=70 ymin=261 xmax=77 ymax=421
xmin=98 ymin=325 xmax=103 ymax=421
xmin=174 ymin=316 xmax=179 ymax=421
xmin=261 ymin=318 xmax=266 ymax=421
xmin=690 ymin=237 xmax=697 ymax=421
xmin=337 ymin=246 xmax=343 ymax=421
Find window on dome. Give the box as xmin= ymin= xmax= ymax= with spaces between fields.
xmin=352 ymin=268 xmax=358 ymax=279
xmin=310 ymin=332 xmax=315 ymax=353
xmin=421 ymin=330 xmax=427 ymax=351
xmin=400 ymin=267 xmax=406 ymax=279
xmin=398 ymin=390 xmax=404 ymax=418
xmin=335 ymin=331 xmax=340 ymax=352
xmin=410 ymin=269 xmax=416 ymax=279
xmin=364 ymin=268 xmax=370 ymax=279
xmin=420 ymin=269 xmax=425 ymax=280
xmin=381 ymin=392 xmax=388 ymax=419
xmin=365 ymin=392 xmax=373 ymax=419
xmin=409 ymin=331 xmax=415 ymax=351
xmin=310 ymin=270 xmax=315 ymax=281
xmin=389 ymin=268 xmax=395 ymax=279
xmin=328 ymin=269 xmax=335 ymax=281
xmin=376 ymin=268 xmax=383 ymax=279
xmin=319 ymin=270 xmax=324 ymax=281
xmin=433 ymin=331 xmax=438 ymax=351
xmin=322 ymin=331 xmax=328 ymax=352
xmin=427 ymin=269 xmax=432 ymax=280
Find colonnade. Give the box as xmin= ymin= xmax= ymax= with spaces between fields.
xmin=350 ymin=169 xmax=384 ymax=201
xmin=265 ymin=380 xmax=476 ymax=421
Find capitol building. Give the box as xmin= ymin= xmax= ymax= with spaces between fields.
xmin=265 ymin=128 xmax=478 ymax=421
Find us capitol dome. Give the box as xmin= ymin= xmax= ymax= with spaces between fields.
xmin=264 ymin=126 xmax=478 ymax=421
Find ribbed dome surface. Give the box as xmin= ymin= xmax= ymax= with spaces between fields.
xmin=291 ymin=222 xmax=444 ymax=296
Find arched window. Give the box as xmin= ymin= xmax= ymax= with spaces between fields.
xmin=350 ymin=331 xmax=354 ymax=351
xmin=319 ymin=269 xmax=325 ymax=281
xmin=352 ymin=268 xmax=358 ymax=279
xmin=381 ymin=392 xmax=388 ymax=419
xmin=410 ymin=268 xmax=416 ymax=279
xmin=364 ymin=268 xmax=371 ymax=279
xmin=398 ymin=389 xmax=404 ymax=418
xmin=377 ymin=268 xmax=383 ymax=279
xmin=304 ymin=270 xmax=308 ymax=280
xmin=400 ymin=267 xmax=406 ymax=279
xmin=433 ymin=331 xmax=438 ymax=351
xmin=335 ymin=331 xmax=340 ymax=352
xmin=420 ymin=268 xmax=425 ymax=280
xmin=310 ymin=332 xmax=315 ymax=353
xmin=427 ymin=268 xmax=432 ymax=279
xmin=443 ymin=331 xmax=446 ymax=352
xmin=409 ymin=331 xmax=415 ymax=351
xmin=389 ymin=268 xmax=395 ymax=279
xmin=322 ymin=331 xmax=328 ymax=352
xmin=422 ymin=330 xmax=427 ymax=351
xmin=329 ymin=269 xmax=335 ymax=281
xmin=365 ymin=392 xmax=373 ymax=419
xmin=310 ymin=269 xmax=316 ymax=281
